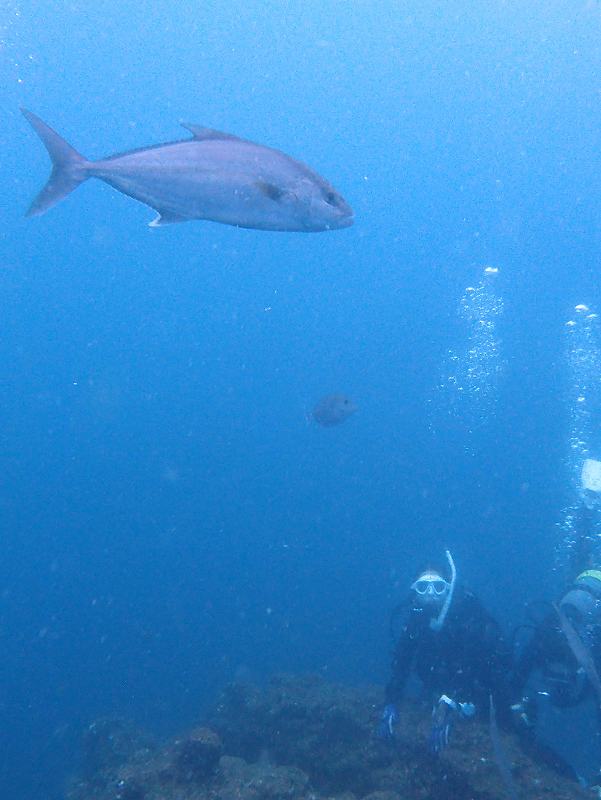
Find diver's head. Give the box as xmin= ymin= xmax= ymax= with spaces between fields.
xmin=411 ymin=569 xmax=450 ymax=610
xmin=560 ymin=569 xmax=601 ymax=626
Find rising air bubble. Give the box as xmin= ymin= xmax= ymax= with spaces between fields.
xmin=431 ymin=266 xmax=504 ymax=439
xmin=556 ymin=304 xmax=601 ymax=571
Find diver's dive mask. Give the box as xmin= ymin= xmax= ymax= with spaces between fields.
xmin=411 ymin=573 xmax=450 ymax=598
xmin=410 ymin=551 xmax=457 ymax=632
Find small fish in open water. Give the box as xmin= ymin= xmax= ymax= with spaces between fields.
xmin=21 ymin=109 xmax=354 ymax=232
xmin=312 ymin=394 xmax=357 ymax=427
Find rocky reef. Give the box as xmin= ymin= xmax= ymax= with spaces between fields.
xmin=67 ymin=674 xmax=586 ymax=800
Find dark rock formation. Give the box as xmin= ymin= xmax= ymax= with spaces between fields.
xmin=68 ymin=674 xmax=587 ymax=800
xmin=218 ymin=755 xmax=309 ymax=800
xmin=172 ymin=726 xmax=223 ymax=782
xmin=80 ymin=716 xmax=156 ymax=778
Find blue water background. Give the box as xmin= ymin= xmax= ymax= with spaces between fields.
xmin=1 ymin=1 xmax=601 ymax=796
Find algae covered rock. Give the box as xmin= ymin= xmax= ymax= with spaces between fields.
xmin=209 ymin=673 xmax=388 ymax=794
xmin=68 ymin=674 xmax=588 ymax=800
xmin=172 ymin=726 xmax=223 ymax=781
xmin=217 ymin=755 xmax=310 ymax=800
xmin=208 ymin=673 xmax=587 ymax=800
xmin=81 ymin=716 xmax=156 ymax=778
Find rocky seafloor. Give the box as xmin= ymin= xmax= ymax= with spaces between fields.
xmin=67 ymin=674 xmax=587 ymax=800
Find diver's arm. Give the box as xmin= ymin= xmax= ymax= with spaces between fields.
xmin=511 ymin=623 xmax=546 ymax=697
xmin=462 ymin=592 xmax=507 ymax=672
xmin=385 ymin=617 xmax=419 ymax=706
xmin=463 ymin=595 xmax=506 ymax=687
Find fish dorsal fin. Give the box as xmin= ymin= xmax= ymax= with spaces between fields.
xmin=181 ymin=123 xmax=243 ymax=142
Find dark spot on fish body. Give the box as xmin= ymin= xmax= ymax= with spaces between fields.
xmin=256 ymin=181 xmax=285 ymax=202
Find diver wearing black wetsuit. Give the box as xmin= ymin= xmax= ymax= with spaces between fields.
xmin=385 ymin=585 xmax=511 ymax=713
xmin=508 ymin=501 xmax=601 ymax=779
xmin=379 ymin=559 xmax=511 ymax=751
xmin=511 ymin=569 xmax=601 ymax=772
xmin=512 ymin=588 xmax=601 ymax=710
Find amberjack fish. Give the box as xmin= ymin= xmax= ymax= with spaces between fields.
xmin=21 ymin=109 xmax=354 ymax=232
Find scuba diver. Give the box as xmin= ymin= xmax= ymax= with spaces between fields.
xmin=509 ymin=567 xmax=601 ymax=781
xmin=379 ymin=550 xmax=512 ymax=752
xmin=511 ymin=548 xmax=601 ymax=778
xmin=512 ymin=566 xmax=601 ymax=711
xmin=511 ymin=464 xmax=601 ymax=782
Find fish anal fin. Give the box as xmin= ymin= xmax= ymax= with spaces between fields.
xmin=148 ymin=211 xmax=189 ymax=227
xmin=180 ymin=123 xmax=243 ymax=142
xmin=255 ymin=180 xmax=285 ymax=201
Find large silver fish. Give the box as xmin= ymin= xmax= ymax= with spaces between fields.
xmin=21 ymin=109 xmax=354 ymax=232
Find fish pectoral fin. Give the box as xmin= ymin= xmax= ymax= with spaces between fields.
xmin=180 ymin=123 xmax=244 ymax=142
xmin=255 ymin=181 xmax=285 ymax=202
xmin=148 ymin=211 xmax=189 ymax=227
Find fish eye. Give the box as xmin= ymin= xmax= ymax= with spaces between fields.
xmin=323 ymin=190 xmax=339 ymax=207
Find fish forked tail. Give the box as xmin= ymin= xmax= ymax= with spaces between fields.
xmin=21 ymin=108 xmax=90 ymax=216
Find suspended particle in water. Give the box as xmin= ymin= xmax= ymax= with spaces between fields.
xmin=0 ymin=6 xmax=35 ymax=85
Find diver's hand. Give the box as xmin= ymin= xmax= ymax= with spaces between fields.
xmin=510 ymin=695 xmax=537 ymax=730
xmin=429 ymin=695 xmax=456 ymax=753
xmin=458 ymin=701 xmax=475 ymax=718
xmin=429 ymin=709 xmax=451 ymax=751
xmin=378 ymin=703 xmax=399 ymax=739
xmin=429 ymin=721 xmax=451 ymax=753
xmin=429 ymin=695 xmax=476 ymax=753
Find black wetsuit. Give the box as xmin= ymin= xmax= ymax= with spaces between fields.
xmin=386 ymin=587 xmax=511 ymax=718
xmin=510 ymin=605 xmax=601 ymax=780
xmin=513 ymin=611 xmax=600 ymax=704
xmin=513 ymin=607 xmax=601 ymax=729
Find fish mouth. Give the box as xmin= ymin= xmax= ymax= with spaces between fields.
xmin=336 ymin=199 xmax=355 ymax=228
xmin=306 ymin=212 xmax=355 ymax=232
xmin=328 ymin=212 xmax=353 ymax=230
xmin=321 ymin=214 xmax=354 ymax=231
